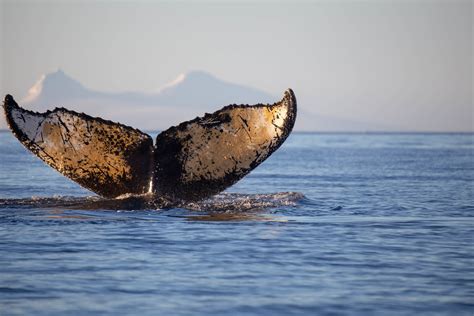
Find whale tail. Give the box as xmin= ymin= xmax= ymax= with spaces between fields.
xmin=3 ymin=90 xmax=297 ymax=201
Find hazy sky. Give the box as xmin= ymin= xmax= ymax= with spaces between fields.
xmin=1 ymin=0 xmax=472 ymax=131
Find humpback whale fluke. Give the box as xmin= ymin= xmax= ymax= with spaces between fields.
xmin=3 ymin=90 xmax=297 ymax=202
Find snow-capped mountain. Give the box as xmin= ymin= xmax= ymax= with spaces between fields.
xmin=1 ymin=69 xmax=276 ymax=131
xmin=21 ymin=69 xmax=276 ymax=109
xmin=22 ymin=69 xmax=93 ymax=106
xmin=155 ymin=70 xmax=276 ymax=108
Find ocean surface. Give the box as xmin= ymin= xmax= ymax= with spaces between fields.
xmin=0 ymin=131 xmax=473 ymax=315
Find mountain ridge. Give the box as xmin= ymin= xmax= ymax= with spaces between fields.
xmin=21 ymin=69 xmax=277 ymax=109
xmin=2 ymin=70 xmax=280 ymax=130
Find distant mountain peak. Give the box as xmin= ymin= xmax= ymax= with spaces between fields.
xmin=42 ymin=68 xmax=83 ymax=87
xmin=158 ymin=73 xmax=186 ymax=91
xmin=22 ymin=69 xmax=87 ymax=104
xmin=52 ymin=67 xmax=65 ymax=75
xmin=158 ymin=70 xmax=219 ymax=93
xmin=155 ymin=70 xmax=275 ymax=107
xmin=183 ymin=70 xmax=217 ymax=81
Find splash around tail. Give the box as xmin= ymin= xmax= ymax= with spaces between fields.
xmin=0 ymin=192 xmax=305 ymax=212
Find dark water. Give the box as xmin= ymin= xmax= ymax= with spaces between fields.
xmin=0 ymin=131 xmax=473 ymax=315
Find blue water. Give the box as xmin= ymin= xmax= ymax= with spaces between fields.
xmin=0 ymin=131 xmax=473 ymax=315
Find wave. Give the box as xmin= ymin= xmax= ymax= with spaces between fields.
xmin=0 ymin=192 xmax=305 ymax=212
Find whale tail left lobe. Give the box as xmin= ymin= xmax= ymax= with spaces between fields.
xmin=3 ymin=94 xmax=153 ymax=198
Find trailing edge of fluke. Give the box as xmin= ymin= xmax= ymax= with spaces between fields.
xmin=3 ymin=89 xmax=297 ymax=202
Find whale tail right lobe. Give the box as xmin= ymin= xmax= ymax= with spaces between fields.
xmin=153 ymin=89 xmax=297 ymax=201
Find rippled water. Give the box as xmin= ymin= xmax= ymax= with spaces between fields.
xmin=1 ymin=131 xmax=473 ymax=315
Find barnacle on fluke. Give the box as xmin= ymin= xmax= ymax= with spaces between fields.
xmin=3 ymin=90 xmax=297 ymax=203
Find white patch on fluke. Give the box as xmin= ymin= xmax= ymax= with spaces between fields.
xmin=11 ymin=107 xmax=44 ymax=140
